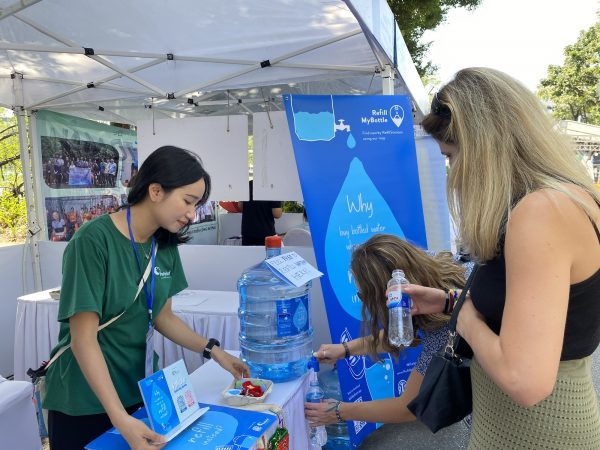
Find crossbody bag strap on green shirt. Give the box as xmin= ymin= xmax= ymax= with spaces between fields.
xmin=44 ymin=242 xmax=158 ymax=371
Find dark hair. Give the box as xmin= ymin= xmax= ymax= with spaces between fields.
xmin=126 ymin=146 xmax=211 ymax=245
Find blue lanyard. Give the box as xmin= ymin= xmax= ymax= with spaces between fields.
xmin=126 ymin=208 xmax=156 ymax=324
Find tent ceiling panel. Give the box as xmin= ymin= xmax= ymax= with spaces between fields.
xmin=0 ymin=0 xmax=427 ymax=122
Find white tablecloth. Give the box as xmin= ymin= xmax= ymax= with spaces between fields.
xmin=0 ymin=379 xmax=41 ymax=450
xmin=155 ymin=289 xmax=240 ymax=373
xmin=14 ymin=288 xmax=240 ymax=381
xmin=190 ymin=351 xmax=310 ymax=450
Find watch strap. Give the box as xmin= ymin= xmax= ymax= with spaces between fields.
xmin=203 ymin=337 xmax=220 ymax=359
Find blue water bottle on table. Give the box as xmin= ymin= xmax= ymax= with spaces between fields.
xmin=306 ymin=356 xmax=327 ymax=448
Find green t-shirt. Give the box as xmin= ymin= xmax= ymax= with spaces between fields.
xmin=43 ymin=214 xmax=188 ymax=415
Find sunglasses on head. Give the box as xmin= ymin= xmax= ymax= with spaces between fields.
xmin=431 ymin=92 xmax=451 ymax=119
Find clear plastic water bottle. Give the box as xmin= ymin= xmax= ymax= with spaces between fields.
xmin=306 ymin=356 xmax=328 ymax=448
xmin=319 ymin=366 xmax=351 ymax=449
xmin=238 ymin=235 xmax=313 ymax=382
xmin=387 ymin=269 xmax=413 ymax=347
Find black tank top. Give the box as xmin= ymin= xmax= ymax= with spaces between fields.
xmin=470 ymin=205 xmax=600 ymax=361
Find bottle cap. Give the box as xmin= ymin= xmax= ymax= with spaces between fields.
xmin=308 ymin=355 xmax=320 ymax=372
xmin=265 ymin=235 xmax=282 ymax=248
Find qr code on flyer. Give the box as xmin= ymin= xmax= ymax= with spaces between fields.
xmin=177 ymin=395 xmax=187 ymax=413
xmin=184 ymin=389 xmax=195 ymax=407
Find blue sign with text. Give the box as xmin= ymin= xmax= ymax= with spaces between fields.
xmin=283 ymin=94 xmax=427 ymax=447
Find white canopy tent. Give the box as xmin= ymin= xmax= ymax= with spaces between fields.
xmin=0 ymin=0 xmax=428 ymax=121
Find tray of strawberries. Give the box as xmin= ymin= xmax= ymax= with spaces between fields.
xmin=222 ymin=377 xmax=273 ymax=406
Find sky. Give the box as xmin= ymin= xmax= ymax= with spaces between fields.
xmin=421 ymin=0 xmax=599 ymax=92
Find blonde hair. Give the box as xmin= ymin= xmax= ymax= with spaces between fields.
xmin=422 ymin=67 xmax=600 ymax=261
xmin=351 ymin=234 xmax=465 ymax=357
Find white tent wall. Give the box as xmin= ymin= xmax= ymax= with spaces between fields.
xmin=0 ymin=244 xmax=35 ymax=376
xmin=2 ymin=242 xmax=330 ymax=376
xmin=415 ymin=134 xmax=452 ymax=252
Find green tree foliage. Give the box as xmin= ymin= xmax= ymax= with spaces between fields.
xmin=0 ymin=110 xmax=27 ymax=242
xmin=388 ymin=0 xmax=483 ymax=77
xmin=538 ymin=18 xmax=600 ymax=125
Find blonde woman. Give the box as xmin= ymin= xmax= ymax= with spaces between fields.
xmin=407 ymin=67 xmax=600 ymax=449
xmin=304 ymin=234 xmax=469 ymax=425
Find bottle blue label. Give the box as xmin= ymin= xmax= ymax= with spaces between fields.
xmin=276 ymin=294 xmax=309 ymax=337
xmin=306 ymin=391 xmax=324 ymax=403
xmin=400 ymin=293 xmax=411 ymax=309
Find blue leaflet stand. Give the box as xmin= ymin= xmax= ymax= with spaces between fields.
xmin=137 ymin=359 xmax=208 ymax=442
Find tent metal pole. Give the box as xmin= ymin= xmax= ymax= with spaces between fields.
xmin=13 ymin=74 xmax=42 ymax=291
xmin=12 ymin=74 xmax=152 ymax=95
xmin=0 ymin=0 xmax=41 ymax=22
xmin=381 ymin=64 xmax=394 ymax=95
xmin=27 ymin=112 xmax=47 ymax=242
xmin=28 ymin=58 xmax=164 ymax=109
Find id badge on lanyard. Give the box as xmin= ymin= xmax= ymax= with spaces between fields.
xmin=145 ymin=327 xmax=155 ymax=377
xmin=127 ymin=208 xmax=157 ymax=377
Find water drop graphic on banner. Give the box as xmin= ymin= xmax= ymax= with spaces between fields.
xmin=325 ymin=157 xmax=405 ymax=320
xmin=347 ymin=133 xmax=356 ymax=149
xmin=150 ymin=384 xmax=173 ymax=429
xmin=364 ymin=357 xmax=395 ymax=401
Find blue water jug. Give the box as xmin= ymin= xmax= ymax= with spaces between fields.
xmin=237 ymin=235 xmax=313 ymax=382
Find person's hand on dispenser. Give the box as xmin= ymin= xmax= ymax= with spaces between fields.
xmin=211 ymin=347 xmax=249 ymax=379
xmin=313 ymin=343 xmax=345 ymax=364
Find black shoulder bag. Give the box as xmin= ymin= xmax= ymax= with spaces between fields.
xmin=407 ymin=264 xmax=479 ymax=433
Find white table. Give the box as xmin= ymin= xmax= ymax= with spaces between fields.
xmin=155 ymin=289 xmax=241 ymax=372
xmin=14 ymin=288 xmax=240 ymax=381
xmin=0 ymin=378 xmax=41 ymax=450
xmin=190 ymin=351 xmax=310 ymax=450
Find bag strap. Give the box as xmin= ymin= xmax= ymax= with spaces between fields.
xmin=445 ymin=264 xmax=479 ymax=355
xmin=44 ymin=242 xmax=158 ymax=371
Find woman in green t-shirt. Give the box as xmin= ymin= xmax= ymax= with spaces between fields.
xmin=45 ymin=146 xmax=249 ymax=450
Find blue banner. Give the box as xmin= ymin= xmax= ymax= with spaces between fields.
xmin=283 ymin=94 xmax=426 ymax=447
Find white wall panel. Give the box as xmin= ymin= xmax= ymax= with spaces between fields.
xmin=137 ymin=116 xmax=249 ymax=201
xmin=252 ymin=112 xmax=303 ymax=201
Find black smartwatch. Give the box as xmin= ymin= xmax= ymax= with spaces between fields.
xmin=202 ymin=338 xmax=220 ymax=359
